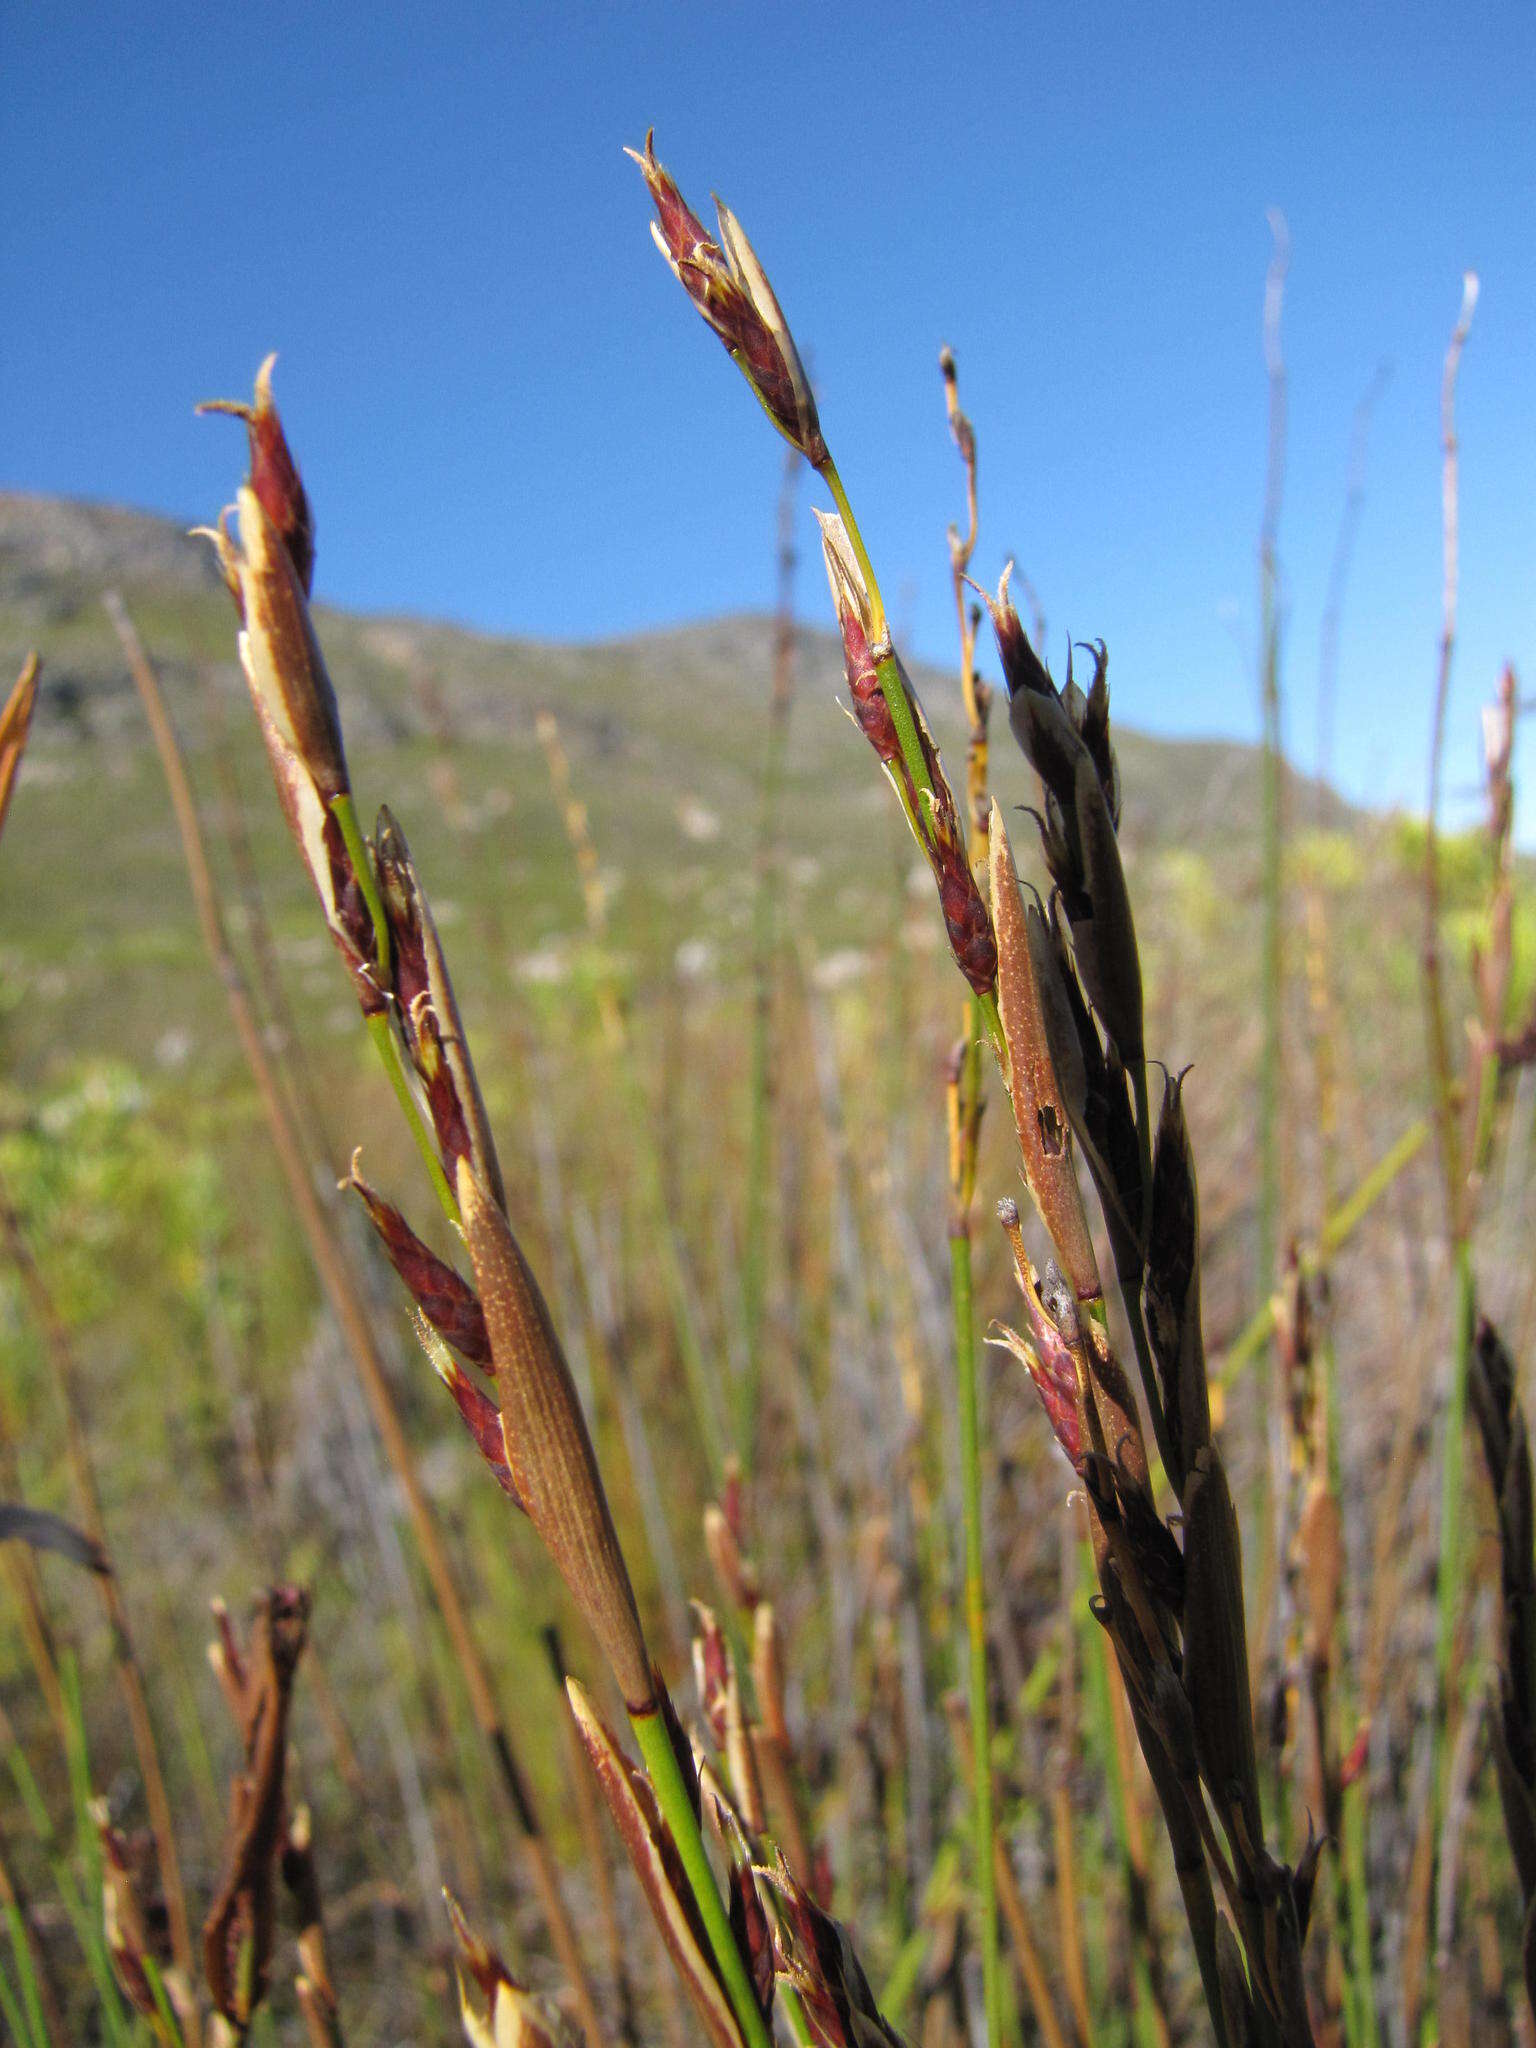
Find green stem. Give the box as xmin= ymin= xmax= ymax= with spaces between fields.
xmin=1341 ymin=1778 xmax=1380 ymax=2048
xmin=332 ymin=792 xmax=460 ymax=1228
xmin=630 ymin=1706 xmax=775 ymax=2048
xmin=976 ymin=988 xmax=1007 ymax=1069
xmin=950 ymin=1187 xmax=1003 ymax=2046
xmin=365 ymin=1010 xmax=458 ymax=1225
xmin=1217 ymin=1118 xmax=1429 ymax=1392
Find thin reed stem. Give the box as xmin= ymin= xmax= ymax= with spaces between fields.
xmin=629 ymin=1705 xmax=776 ymax=2048
xmin=936 ymin=350 xmax=1003 ymax=2042
xmin=1216 ymin=1116 xmax=1429 ymax=1391
xmin=1419 ymin=280 xmax=1480 ymax=2011
xmin=1257 ymin=209 xmax=1290 ymax=1305
xmin=951 ymin=1193 xmax=1003 ymax=2044
xmin=738 ymin=448 xmax=799 ymax=1466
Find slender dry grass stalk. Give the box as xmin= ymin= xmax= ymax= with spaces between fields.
xmin=105 ymin=590 xmax=609 ymax=2048
xmin=936 ymin=344 xmax=1004 ymax=2047
xmin=1417 ymin=273 xmax=1485 ymax=2017
xmin=0 ymin=1175 xmax=203 ymax=2045
xmin=739 ymin=446 xmax=800 ymax=1464
xmin=1257 ymin=208 xmax=1290 ymax=1307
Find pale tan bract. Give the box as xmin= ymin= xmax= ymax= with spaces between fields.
xmin=456 ymin=1158 xmax=654 ymax=1711
xmin=988 ymin=801 xmax=1101 ymax=1304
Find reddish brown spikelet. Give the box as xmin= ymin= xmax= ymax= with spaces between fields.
xmin=0 ymin=653 xmax=40 ymax=847
xmin=628 ymin=130 xmax=826 ymax=465
xmin=990 ymin=1198 xmax=1086 ymax=1471
xmin=1340 ymin=1720 xmax=1371 ymax=1791
xmin=756 ymin=1853 xmax=906 ymax=2047
xmin=94 ymin=1803 xmax=174 ymax=2021
xmin=203 ymin=475 xmax=379 ymax=1013
xmin=345 ymin=1155 xmax=491 ymax=1366
xmin=375 ymin=807 xmax=506 ymax=1209
xmin=819 ymin=510 xmax=997 ymax=998
xmin=445 ymin=1889 xmax=578 ymax=2047
xmin=692 ymin=1602 xmax=732 ymax=1751
xmin=412 ymin=1309 xmax=525 ymax=1507
xmin=199 ymin=355 xmax=315 ymax=593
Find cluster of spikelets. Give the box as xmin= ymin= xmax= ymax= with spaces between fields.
xmin=627 ymin=132 xmax=1326 ymax=2045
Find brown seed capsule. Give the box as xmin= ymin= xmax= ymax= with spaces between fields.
xmin=457 ymin=1160 xmax=653 ymax=1710
xmin=989 ymin=803 xmax=1100 ymax=1303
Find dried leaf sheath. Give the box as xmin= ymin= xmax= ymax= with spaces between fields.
xmin=457 ymin=1160 xmax=653 ymax=1710
xmin=202 ymin=1587 xmax=311 ymax=2027
xmin=988 ymin=801 xmax=1100 ymax=1304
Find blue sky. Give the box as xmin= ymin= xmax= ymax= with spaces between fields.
xmin=4 ymin=4 xmax=1532 ymax=827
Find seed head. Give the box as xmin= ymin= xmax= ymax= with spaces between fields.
xmin=198 ymin=355 xmax=315 ymax=593
xmin=628 ymin=130 xmax=826 ymax=466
